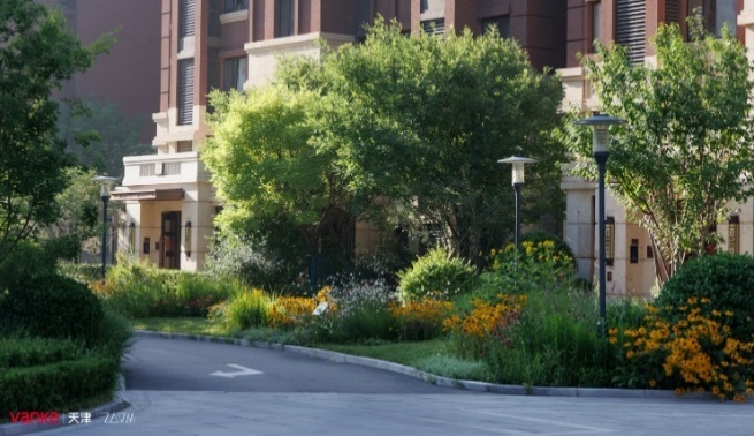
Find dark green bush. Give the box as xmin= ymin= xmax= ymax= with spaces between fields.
xmin=656 ymin=253 xmax=754 ymax=342
xmin=0 ymin=355 xmax=117 ymax=414
xmin=0 ymin=338 xmax=83 ymax=369
xmin=398 ymin=247 xmax=479 ymax=301
xmin=0 ymin=274 xmax=104 ymax=347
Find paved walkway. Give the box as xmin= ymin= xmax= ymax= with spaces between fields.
xmin=31 ymin=390 xmax=754 ymax=435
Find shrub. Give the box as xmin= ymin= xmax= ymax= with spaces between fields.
xmin=0 ymin=355 xmax=118 ymax=414
xmin=222 ymin=289 xmax=273 ymax=330
xmin=656 ymin=253 xmax=754 ymax=342
xmin=0 ymin=274 xmax=104 ymax=348
xmin=520 ymin=231 xmax=575 ymax=266
xmin=610 ymin=300 xmax=753 ymax=401
xmin=0 ymin=338 xmax=84 ymax=369
xmin=391 ymin=299 xmax=454 ymax=341
xmin=95 ymin=257 xmax=238 ymax=317
xmin=205 ymin=231 xmax=303 ymax=294
xmin=398 ymin=247 xmax=478 ymax=301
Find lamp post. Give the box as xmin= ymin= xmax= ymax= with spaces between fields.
xmin=497 ymin=156 xmax=537 ymax=251
xmin=92 ymin=175 xmax=118 ymax=281
xmin=573 ymin=113 xmax=625 ymax=333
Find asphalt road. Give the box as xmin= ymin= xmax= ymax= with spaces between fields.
xmin=26 ymin=336 xmax=755 ymax=436
xmin=122 ymin=336 xmax=457 ymax=393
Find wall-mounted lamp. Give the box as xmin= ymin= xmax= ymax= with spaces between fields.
xmin=185 ymin=220 xmax=192 ymax=257
xmin=129 ymin=220 xmax=136 ymax=254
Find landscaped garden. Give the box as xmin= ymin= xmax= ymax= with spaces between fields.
xmin=77 ymin=232 xmax=753 ymax=402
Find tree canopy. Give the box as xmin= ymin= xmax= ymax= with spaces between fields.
xmin=0 ymin=0 xmax=113 ymax=265
xmin=203 ymin=19 xmax=565 ymax=266
xmin=561 ymin=17 xmax=753 ymax=281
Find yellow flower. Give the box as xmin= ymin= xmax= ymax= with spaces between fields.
xmin=724 ymin=310 xmax=734 ymax=317
xmin=649 ymin=380 xmax=656 ymax=388
xmin=609 ymin=337 xmax=617 ymax=345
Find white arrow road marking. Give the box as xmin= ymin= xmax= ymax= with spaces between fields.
xmin=210 ymin=363 xmax=264 ymax=378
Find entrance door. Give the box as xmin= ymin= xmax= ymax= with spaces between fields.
xmin=160 ymin=211 xmax=181 ymax=269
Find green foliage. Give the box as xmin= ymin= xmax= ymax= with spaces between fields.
xmin=0 ymin=0 xmax=114 ymax=265
xmin=43 ymin=167 xmax=101 ymax=252
xmin=561 ymin=18 xmax=753 ymax=281
xmin=656 ymin=253 xmax=754 ymax=341
xmin=0 ymin=338 xmax=84 ymax=369
xmin=205 ymin=229 xmax=304 ymax=294
xmin=483 ymin=288 xmax=606 ymax=387
xmin=0 ymin=354 xmax=118 ymax=414
xmin=204 ymin=18 xmax=564 ymax=266
xmin=0 ymin=274 xmax=104 ymax=347
xmin=520 ymin=231 xmax=576 ymax=267
xmin=0 ymin=239 xmax=79 ymax=290
xmin=57 ymin=262 xmax=103 ymax=282
xmin=397 ymin=247 xmax=478 ymax=301
xmin=98 ymin=257 xmax=240 ymax=317
xmin=213 ymin=289 xmax=273 ymax=331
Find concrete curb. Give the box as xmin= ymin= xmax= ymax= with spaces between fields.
xmin=0 ymin=394 xmax=129 ymax=436
xmin=133 ymin=330 xmax=721 ymax=401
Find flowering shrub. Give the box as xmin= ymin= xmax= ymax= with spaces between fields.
xmin=443 ymin=294 xmax=526 ymax=358
xmin=391 ymin=299 xmax=454 ymax=341
xmin=268 ymin=297 xmax=315 ymax=330
xmin=610 ymin=298 xmax=754 ymax=401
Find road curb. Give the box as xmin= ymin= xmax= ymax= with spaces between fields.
xmin=131 ymin=330 xmax=727 ymax=401
xmin=0 ymin=394 xmax=129 ymax=436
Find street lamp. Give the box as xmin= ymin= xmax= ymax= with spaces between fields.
xmin=573 ymin=113 xmax=625 ymax=333
xmin=92 ymin=175 xmax=118 ymax=281
xmin=497 ymin=156 xmax=537 ymax=251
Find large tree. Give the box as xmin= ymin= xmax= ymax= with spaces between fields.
xmin=204 ymin=19 xmax=564 ymax=266
xmin=562 ymin=17 xmax=753 ymax=282
xmin=0 ymin=0 xmax=113 ymax=265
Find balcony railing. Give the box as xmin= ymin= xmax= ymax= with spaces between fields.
xmin=122 ymin=152 xmax=211 ymax=187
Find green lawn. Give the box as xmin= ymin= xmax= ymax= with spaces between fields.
xmin=317 ymin=339 xmax=450 ymax=367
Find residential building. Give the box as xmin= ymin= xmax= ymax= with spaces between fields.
xmin=112 ymin=0 xmax=571 ymax=271
xmin=558 ymin=0 xmax=753 ymax=298
xmin=42 ymin=0 xmax=161 ymax=144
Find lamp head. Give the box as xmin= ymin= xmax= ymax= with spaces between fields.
xmin=573 ymin=113 xmax=625 ymax=154
xmin=497 ymin=156 xmax=537 ymax=185
xmin=92 ymin=175 xmax=118 ymax=197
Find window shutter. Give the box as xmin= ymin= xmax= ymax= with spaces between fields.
xmin=178 ymin=59 xmax=194 ymax=126
xmin=616 ymin=0 xmax=646 ymax=65
xmin=421 ymin=19 xmax=445 ymax=36
xmin=665 ymin=0 xmax=680 ymax=24
xmin=180 ymin=0 xmax=195 ymax=37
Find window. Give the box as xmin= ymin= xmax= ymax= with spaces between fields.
xmin=276 ymin=0 xmax=295 ymax=38
xmin=421 ymin=19 xmax=445 ymax=36
xmin=178 ymin=59 xmax=194 ymax=125
xmin=630 ymin=239 xmax=639 ymax=264
xmin=481 ymin=15 xmax=510 ymax=37
xmin=688 ymin=0 xmax=737 ymax=37
xmin=223 ymin=57 xmax=246 ymax=92
xmin=224 ymin=0 xmax=248 ymax=13
xmin=616 ymin=0 xmax=646 ymax=64
xmin=647 ymin=246 xmax=654 ymax=258
xmin=592 ymin=1 xmax=602 ymax=49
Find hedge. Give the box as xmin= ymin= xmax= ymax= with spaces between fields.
xmin=0 ymin=355 xmax=118 ymax=414
xmin=0 ymin=338 xmax=83 ymax=370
